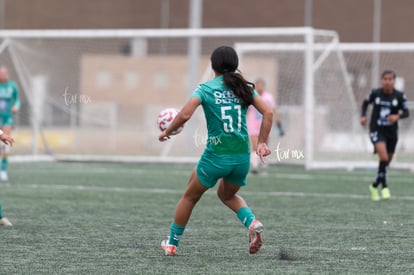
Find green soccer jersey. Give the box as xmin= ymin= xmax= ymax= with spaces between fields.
xmin=192 ymin=75 xmax=257 ymax=155
xmin=0 ymin=80 xmax=20 ymax=116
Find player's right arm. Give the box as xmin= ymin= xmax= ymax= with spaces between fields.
xmin=252 ymin=95 xmax=273 ymax=162
xmin=361 ymin=91 xmax=375 ymax=126
xmin=159 ymin=97 xmax=201 ymax=142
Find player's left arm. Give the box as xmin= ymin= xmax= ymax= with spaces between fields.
xmin=388 ymin=93 xmax=409 ymax=123
xmin=399 ymin=93 xmax=409 ymax=119
xmin=159 ymin=97 xmax=201 ymax=141
xmin=252 ymin=95 xmax=273 ymax=162
xmin=11 ymin=82 xmax=20 ymax=114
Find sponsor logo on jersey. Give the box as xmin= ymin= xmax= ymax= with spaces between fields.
xmin=375 ymin=97 xmax=391 ymax=107
xmin=214 ymin=90 xmax=240 ymax=104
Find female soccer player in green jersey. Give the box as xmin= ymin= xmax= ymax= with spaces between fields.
xmin=0 ymin=67 xmax=20 ymax=181
xmin=159 ymin=46 xmax=273 ymax=255
xmin=0 ymin=128 xmax=15 ymax=226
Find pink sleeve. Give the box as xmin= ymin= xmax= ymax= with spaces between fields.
xmin=263 ymin=92 xmax=276 ymax=109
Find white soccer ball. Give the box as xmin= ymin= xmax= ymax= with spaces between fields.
xmin=157 ymin=108 xmax=184 ymax=135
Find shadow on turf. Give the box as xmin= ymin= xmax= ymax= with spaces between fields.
xmin=278 ymin=247 xmax=298 ymax=261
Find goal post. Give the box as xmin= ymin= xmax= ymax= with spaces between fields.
xmin=0 ymin=27 xmax=335 ymax=162
xmin=0 ymin=27 xmax=412 ymax=170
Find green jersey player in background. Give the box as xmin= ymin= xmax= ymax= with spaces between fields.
xmin=158 ymin=46 xmax=273 ymax=256
xmin=0 ymin=67 xmax=20 ymax=181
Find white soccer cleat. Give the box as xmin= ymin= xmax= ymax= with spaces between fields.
xmin=0 ymin=171 xmax=8 ymax=181
xmin=161 ymin=239 xmax=177 ymax=256
xmin=248 ymin=220 xmax=263 ymax=254
xmin=0 ymin=217 xmax=12 ymax=226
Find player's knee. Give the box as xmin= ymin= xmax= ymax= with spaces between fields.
xmin=217 ymin=183 xmax=235 ymax=202
xmin=379 ymin=157 xmax=388 ymax=163
xmin=182 ymin=188 xmax=204 ymax=205
xmin=181 ymin=194 xmax=201 ymax=207
xmin=217 ymin=192 xmax=232 ymax=203
xmin=216 ymin=183 xmax=227 ymax=202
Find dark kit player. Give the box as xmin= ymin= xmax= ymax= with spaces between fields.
xmin=361 ymin=70 xmax=409 ymax=201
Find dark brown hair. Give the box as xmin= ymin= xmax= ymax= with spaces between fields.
xmin=381 ymin=70 xmax=396 ymax=79
xmin=210 ymin=46 xmax=254 ymax=107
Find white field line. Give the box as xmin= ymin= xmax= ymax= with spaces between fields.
xmin=9 ymin=167 xmax=414 ymax=183
xmin=3 ymin=183 xmax=414 ymax=201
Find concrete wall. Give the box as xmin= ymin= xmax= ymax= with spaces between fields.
xmin=3 ymin=0 xmax=414 ymax=42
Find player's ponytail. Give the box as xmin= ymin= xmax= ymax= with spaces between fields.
xmin=211 ymin=46 xmax=254 ymax=107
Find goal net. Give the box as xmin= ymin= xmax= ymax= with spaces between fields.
xmin=237 ymin=42 xmax=414 ymax=170
xmin=0 ymin=28 xmax=412 ymax=169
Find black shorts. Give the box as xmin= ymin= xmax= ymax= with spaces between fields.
xmin=369 ymin=128 xmax=398 ymax=154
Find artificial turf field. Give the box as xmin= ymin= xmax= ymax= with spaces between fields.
xmin=1 ymin=161 xmax=413 ymax=274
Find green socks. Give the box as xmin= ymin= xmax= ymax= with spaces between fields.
xmin=169 ymin=222 xmax=185 ymax=247
xmin=1 ymin=158 xmax=7 ymax=171
xmin=168 ymin=208 xmax=255 ymax=247
xmin=0 ymin=203 xmax=3 ymax=219
xmin=237 ymin=207 xmax=255 ymax=228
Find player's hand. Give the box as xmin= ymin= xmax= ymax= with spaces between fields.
xmin=360 ymin=116 xmax=367 ymax=126
xmin=158 ymin=130 xmax=171 ymax=142
xmin=12 ymin=107 xmax=18 ymax=114
xmin=387 ymin=114 xmax=400 ymax=124
xmin=256 ymin=142 xmax=271 ymax=164
xmin=0 ymin=133 xmax=14 ymax=146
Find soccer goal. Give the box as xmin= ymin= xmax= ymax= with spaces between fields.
xmin=236 ymin=42 xmax=414 ymax=170
xmin=0 ymin=28 xmax=412 ymax=170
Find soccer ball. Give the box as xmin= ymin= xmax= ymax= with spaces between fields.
xmin=157 ymin=108 xmax=184 ymax=135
